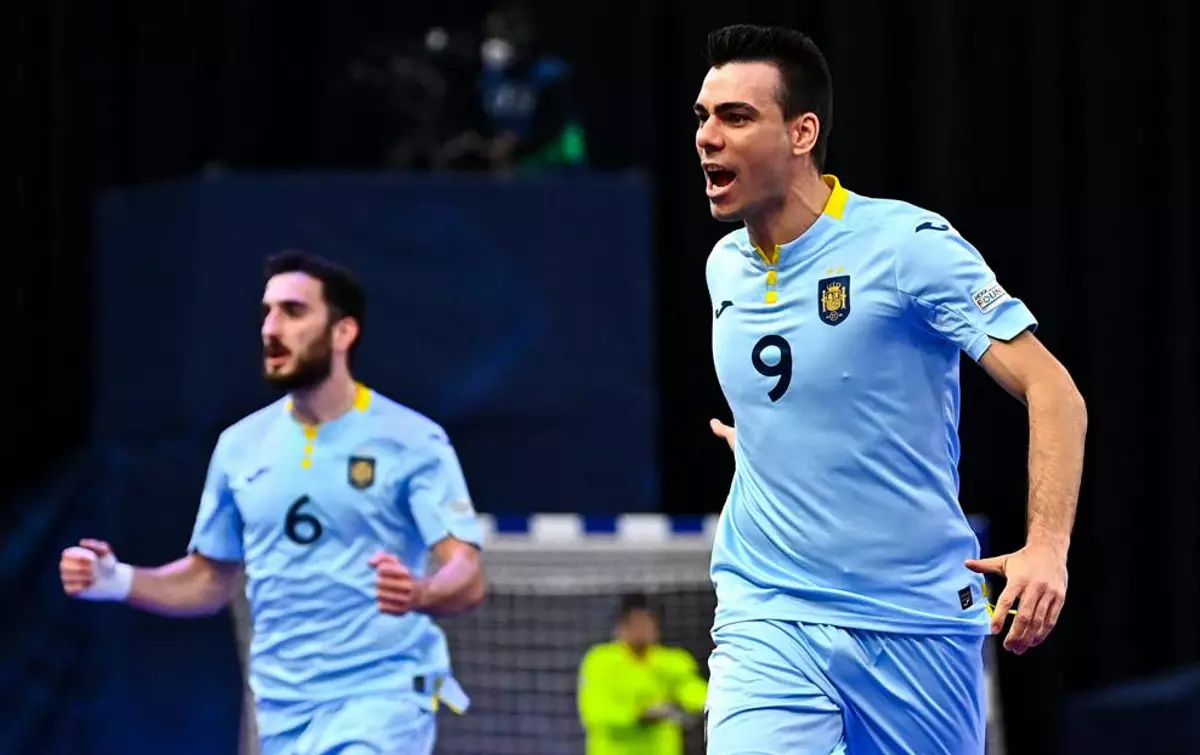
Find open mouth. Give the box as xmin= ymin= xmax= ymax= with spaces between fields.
xmin=264 ymin=343 xmax=291 ymax=368
xmin=265 ymin=355 xmax=290 ymax=371
xmin=704 ymin=165 xmax=738 ymax=197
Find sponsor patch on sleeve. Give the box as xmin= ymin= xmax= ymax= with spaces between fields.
xmin=971 ymin=282 xmax=1010 ymax=313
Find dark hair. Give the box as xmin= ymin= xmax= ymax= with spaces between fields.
xmin=617 ymin=592 xmax=657 ymax=622
xmin=706 ymin=24 xmax=833 ymax=170
xmin=264 ymin=250 xmax=367 ymax=353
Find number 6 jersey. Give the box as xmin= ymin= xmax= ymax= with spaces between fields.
xmin=188 ymin=383 xmax=482 ymax=704
xmin=707 ymin=175 xmax=1036 ymax=637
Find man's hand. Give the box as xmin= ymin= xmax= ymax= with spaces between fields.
xmin=965 ymin=544 xmax=1068 ymax=655
xmin=61 ymin=539 xmax=107 ymax=596
xmin=640 ymin=703 xmax=686 ymax=726
xmin=709 ymin=419 xmax=735 ymax=451
xmin=60 ymin=539 xmax=134 ymax=601
xmin=369 ymin=553 xmax=424 ymax=615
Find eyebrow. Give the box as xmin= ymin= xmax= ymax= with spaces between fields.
xmin=262 ymin=298 xmax=309 ymax=310
xmin=694 ymin=101 xmax=761 ymax=116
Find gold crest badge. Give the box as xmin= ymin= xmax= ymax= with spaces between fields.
xmin=348 ymin=455 xmax=375 ymax=490
xmin=818 ymin=275 xmax=851 ymax=326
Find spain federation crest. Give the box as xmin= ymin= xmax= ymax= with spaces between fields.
xmin=818 ymin=275 xmax=851 ymax=326
xmin=348 ymin=455 xmax=375 ymax=490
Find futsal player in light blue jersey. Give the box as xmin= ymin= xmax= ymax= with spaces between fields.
xmin=693 ymin=26 xmax=1087 ymax=754
xmin=60 ymin=251 xmax=485 ymax=755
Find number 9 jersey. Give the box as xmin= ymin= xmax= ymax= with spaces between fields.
xmin=707 ymin=175 xmax=1037 ymax=637
xmin=187 ymin=384 xmax=482 ymax=705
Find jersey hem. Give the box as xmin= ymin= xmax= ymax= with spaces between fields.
xmin=986 ymin=309 xmax=1039 ymax=343
xmin=251 ymin=676 xmax=446 ymax=707
xmin=969 ymin=310 xmax=1038 ymax=361
xmin=187 ymin=543 xmax=243 ymax=563
xmin=965 ymin=332 xmax=993 ymax=362
xmin=712 ymin=605 xmax=992 ymax=638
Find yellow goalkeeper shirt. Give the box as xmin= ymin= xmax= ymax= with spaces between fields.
xmin=577 ymin=641 xmax=709 ymax=755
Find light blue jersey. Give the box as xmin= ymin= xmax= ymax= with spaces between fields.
xmin=708 ymin=175 xmax=1036 ymax=637
xmin=189 ymin=384 xmax=482 ymax=707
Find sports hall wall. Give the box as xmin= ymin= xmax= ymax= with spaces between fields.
xmin=6 ymin=173 xmax=656 ymax=755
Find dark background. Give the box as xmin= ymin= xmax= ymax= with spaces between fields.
xmin=6 ymin=1 xmax=1197 ymax=754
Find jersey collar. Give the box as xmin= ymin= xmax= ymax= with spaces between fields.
xmin=282 ymin=382 xmax=373 ymax=423
xmin=746 ymin=174 xmax=850 ymax=266
xmin=822 ymin=174 xmax=850 ymax=220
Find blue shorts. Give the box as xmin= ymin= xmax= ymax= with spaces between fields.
xmin=257 ymin=693 xmax=436 ymax=755
xmin=705 ymin=620 xmax=987 ymax=755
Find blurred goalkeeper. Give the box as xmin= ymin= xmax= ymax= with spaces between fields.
xmin=59 ymin=251 xmax=485 ymax=755
xmin=578 ymin=593 xmax=708 ymax=755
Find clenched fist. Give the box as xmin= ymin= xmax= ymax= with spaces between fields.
xmin=61 ymin=539 xmax=133 ymax=601
xmin=369 ymin=553 xmax=424 ymax=615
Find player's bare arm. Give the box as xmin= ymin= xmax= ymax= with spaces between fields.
xmin=370 ymin=536 xmax=485 ymax=617
xmin=966 ymin=329 xmax=1087 ymax=655
xmin=128 ymin=552 xmax=244 ymax=617
xmin=61 ymin=539 xmax=242 ymax=617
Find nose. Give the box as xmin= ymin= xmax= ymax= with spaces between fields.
xmin=261 ymin=309 xmax=281 ymax=338
xmin=696 ymin=119 xmax=723 ymax=155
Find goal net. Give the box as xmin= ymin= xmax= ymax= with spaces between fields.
xmin=233 ymin=513 xmax=1004 ymax=755
xmin=435 ymin=514 xmax=718 ymax=755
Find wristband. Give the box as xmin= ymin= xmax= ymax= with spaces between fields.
xmin=72 ymin=548 xmax=134 ymax=602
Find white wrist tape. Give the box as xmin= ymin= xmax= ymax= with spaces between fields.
xmin=69 ymin=547 xmax=134 ymax=602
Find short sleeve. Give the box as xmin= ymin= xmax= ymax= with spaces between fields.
xmin=895 ymin=220 xmax=1037 ymax=362
xmin=187 ymin=435 xmax=245 ymax=562
xmin=406 ymin=434 xmax=482 ymax=549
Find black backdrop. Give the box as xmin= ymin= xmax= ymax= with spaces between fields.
xmin=8 ymin=1 xmax=1197 ymax=753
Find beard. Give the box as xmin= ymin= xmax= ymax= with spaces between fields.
xmin=263 ymin=331 xmax=334 ymax=393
